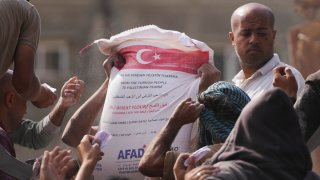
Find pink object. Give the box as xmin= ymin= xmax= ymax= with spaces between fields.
xmin=92 ymin=131 xmax=112 ymax=149
xmin=184 ymin=146 xmax=211 ymax=167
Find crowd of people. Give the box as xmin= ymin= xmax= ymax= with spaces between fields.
xmin=1 ymin=0 xmax=320 ymax=179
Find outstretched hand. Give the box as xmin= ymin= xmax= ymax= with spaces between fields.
xmin=39 ymin=146 xmax=73 ymax=180
xmin=60 ymin=76 xmax=84 ymax=108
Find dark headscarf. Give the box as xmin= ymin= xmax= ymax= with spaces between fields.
xmin=295 ymin=69 xmax=320 ymax=141
xmin=206 ymin=88 xmax=312 ymax=180
xmin=197 ymin=81 xmax=250 ymax=148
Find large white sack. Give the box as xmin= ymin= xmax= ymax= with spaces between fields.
xmin=93 ymin=25 xmax=214 ymax=179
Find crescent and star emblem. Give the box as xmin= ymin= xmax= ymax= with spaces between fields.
xmin=136 ymin=49 xmax=161 ymax=64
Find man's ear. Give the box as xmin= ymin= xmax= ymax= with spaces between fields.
xmin=4 ymin=91 xmax=15 ymax=108
xmin=229 ymin=32 xmax=235 ymax=46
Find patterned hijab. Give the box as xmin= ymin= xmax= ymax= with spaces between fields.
xmin=197 ymin=81 xmax=250 ymax=148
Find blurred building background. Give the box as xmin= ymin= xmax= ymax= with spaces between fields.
xmin=17 ymin=0 xmax=303 ymax=164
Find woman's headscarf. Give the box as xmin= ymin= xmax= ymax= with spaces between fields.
xmin=197 ymin=81 xmax=250 ymax=148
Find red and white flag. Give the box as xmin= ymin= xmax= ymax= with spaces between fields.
xmin=119 ymin=45 xmax=209 ymax=74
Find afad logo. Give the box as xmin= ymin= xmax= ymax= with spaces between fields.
xmin=117 ymin=145 xmax=146 ymax=160
xmin=117 ymin=145 xmax=179 ymax=160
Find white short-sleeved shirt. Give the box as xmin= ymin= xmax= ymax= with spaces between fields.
xmin=232 ymin=54 xmax=305 ymax=99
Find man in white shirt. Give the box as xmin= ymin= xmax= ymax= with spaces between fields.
xmin=229 ymin=3 xmax=305 ymax=99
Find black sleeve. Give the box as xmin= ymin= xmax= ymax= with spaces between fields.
xmin=294 ymin=81 xmax=320 ymax=141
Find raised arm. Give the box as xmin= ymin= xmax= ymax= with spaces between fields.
xmin=61 ymin=78 xmax=109 ymax=147
xmin=10 ymin=76 xmax=84 ymax=149
xmin=62 ymin=54 xmax=125 ymax=147
xmin=13 ymin=44 xmax=58 ymax=108
xmin=138 ymin=98 xmax=204 ymax=177
xmin=49 ymin=76 xmax=84 ymax=126
xmin=74 ymin=135 xmax=103 ymax=180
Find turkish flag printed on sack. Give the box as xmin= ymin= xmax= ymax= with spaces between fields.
xmin=92 ymin=25 xmax=214 ymax=180
xmin=119 ymin=45 xmax=209 ymax=74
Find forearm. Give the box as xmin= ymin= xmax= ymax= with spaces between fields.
xmin=10 ymin=118 xmax=59 ymax=149
xmin=48 ymin=98 xmax=69 ymax=126
xmin=65 ymin=159 xmax=80 ymax=179
xmin=139 ymin=118 xmax=184 ymax=177
xmin=13 ymin=71 xmax=41 ymax=101
xmin=62 ymin=79 xmax=109 ymax=147
xmin=74 ymin=161 xmax=96 ymax=180
xmin=12 ymin=44 xmax=41 ymax=101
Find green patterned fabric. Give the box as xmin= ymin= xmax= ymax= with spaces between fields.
xmin=197 ymin=81 xmax=250 ymax=148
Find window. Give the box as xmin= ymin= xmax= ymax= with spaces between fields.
xmin=35 ymin=40 xmax=70 ymax=81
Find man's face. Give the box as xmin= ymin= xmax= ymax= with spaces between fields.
xmin=229 ymin=12 xmax=276 ymax=71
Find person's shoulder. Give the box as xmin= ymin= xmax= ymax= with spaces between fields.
xmin=276 ymin=61 xmax=305 ymax=91
xmin=278 ymin=61 xmax=304 ymax=78
xmin=0 ymin=0 xmax=37 ymax=16
xmin=306 ymin=70 xmax=320 ymax=82
xmin=277 ymin=61 xmax=296 ymax=70
xmin=305 ymin=70 xmax=320 ymax=91
xmin=1 ymin=0 xmax=30 ymax=7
